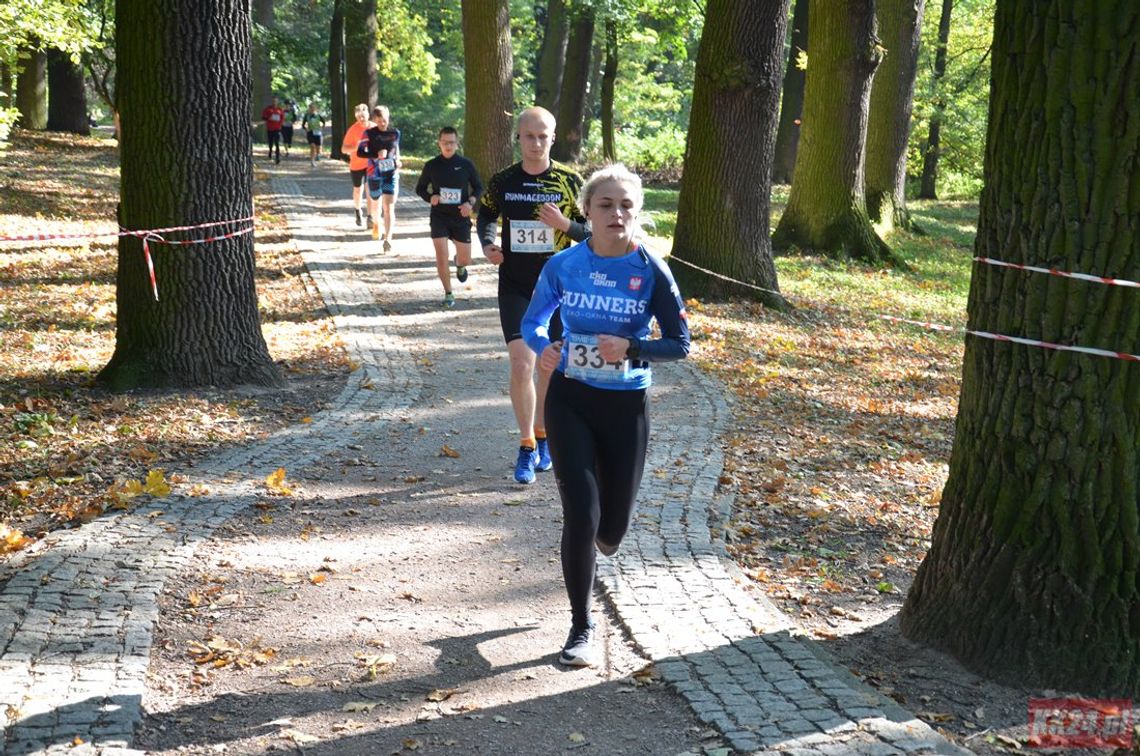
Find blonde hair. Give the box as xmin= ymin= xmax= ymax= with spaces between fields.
xmin=372 ymin=105 xmax=390 ymax=121
xmin=579 ymin=164 xmax=646 ymax=242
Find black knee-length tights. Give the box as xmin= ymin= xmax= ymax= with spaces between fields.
xmin=545 ymin=370 xmax=649 ymax=629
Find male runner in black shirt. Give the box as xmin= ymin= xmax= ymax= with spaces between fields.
xmin=477 ymin=106 xmax=587 ymax=484
xmin=415 ymin=126 xmax=484 ymax=308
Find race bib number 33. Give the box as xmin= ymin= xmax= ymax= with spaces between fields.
xmin=565 ymin=334 xmax=630 ymax=384
xmin=510 ymin=219 xmax=554 ymax=253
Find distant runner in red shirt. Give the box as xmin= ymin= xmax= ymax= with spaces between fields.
xmin=261 ymin=96 xmax=285 ymax=164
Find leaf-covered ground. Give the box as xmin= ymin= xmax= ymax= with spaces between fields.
xmin=0 ymin=129 xmax=351 ymax=549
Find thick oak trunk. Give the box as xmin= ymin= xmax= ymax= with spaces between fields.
xmin=15 ymin=48 xmax=47 ymax=130
xmin=535 ymin=0 xmax=569 ymax=113
xmin=101 ymin=0 xmax=282 ymax=390
xmin=462 ymin=0 xmax=514 ymax=181
xmin=918 ymin=0 xmax=952 ymax=199
xmin=551 ymin=5 xmax=594 ymax=163
xmin=344 ymin=0 xmax=378 ymax=110
xmin=328 ymin=0 xmax=348 ymax=161
xmin=771 ymin=0 xmax=808 ymax=185
xmin=670 ymin=0 xmax=789 ymax=309
xmin=771 ymin=0 xmax=897 ymax=266
xmin=865 ymin=0 xmax=925 ymax=231
xmin=901 ymin=0 xmax=1140 ymax=694
xmin=46 ymin=49 xmax=91 ymax=135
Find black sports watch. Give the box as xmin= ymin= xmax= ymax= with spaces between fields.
xmin=625 ymin=337 xmax=641 ymax=360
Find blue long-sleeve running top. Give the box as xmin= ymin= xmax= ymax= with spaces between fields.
xmin=522 ymin=240 xmax=690 ymax=391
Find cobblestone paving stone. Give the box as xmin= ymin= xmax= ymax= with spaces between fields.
xmin=0 ymin=162 xmax=969 ymax=755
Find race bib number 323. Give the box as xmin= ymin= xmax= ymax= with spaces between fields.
xmin=511 ymin=219 xmax=554 ymax=253
xmin=565 ymin=334 xmax=630 ymax=384
xmin=439 ymin=187 xmax=462 ymax=204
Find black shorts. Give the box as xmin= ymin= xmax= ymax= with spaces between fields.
xmin=351 ymin=168 xmax=367 ymax=187
xmin=307 ymin=131 xmax=322 ymax=146
xmin=499 ymin=283 xmax=562 ymax=345
xmin=267 ymin=130 xmax=281 ymax=146
xmin=430 ymin=213 xmax=472 ymax=244
xmin=281 ymin=125 xmax=294 ymax=145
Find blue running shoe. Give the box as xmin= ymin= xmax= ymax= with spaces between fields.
xmin=514 ymin=446 xmax=538 ymax=484
xmin=535 ymin=438 xmax=552 ymax=472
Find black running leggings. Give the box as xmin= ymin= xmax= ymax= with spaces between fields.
xmin=545 ymin=370 xmax=649 ymax=628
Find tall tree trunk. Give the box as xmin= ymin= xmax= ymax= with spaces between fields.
xmin=865 ymin=0 xmax=926 ymax=231
xmin=918 ymin=0 xmax=952 ymax=199
xmin=328 ymin=0 xmax=348 ymax=161
xmin=462 ymin=0 xmax=514 ymax=181
xmin=250 ymin=0 xmax=273 ymax=144
xmin=670 ymin=0 xmax=790 ymax=310
xmin=599 ymin=18 xmax=617 ymax=162
xmin=901 ymin=0 xmax=1140 ymax=694
xmin=771 ymin=0 xmax=808 ymax=185
xmin=101 ymin=0 xmax=282 ymax=390
xmin=580 ymin=24 xmax=603 ymax=145
xmin=2 ymin=63 xmax=14 ymax=110
xmin=344 ymin=0 xmax=378 ymax=110
xmin=15 ymin=47 xmax=47 ymax=130
xmin=771 ymin=0 xmax=897 ymax=266
xmin=551 ymin=5 xmax=594 ymax=163
xmin=535 ymin=0 xmax=569 ymax=113
xmin=46 ymin=49 xmax=91 ymax=135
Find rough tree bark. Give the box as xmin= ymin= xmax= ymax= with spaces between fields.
xmin=328 ymin=0 xmax=348 ymax=161
xmin=670 ymin=0 xmax=790 ymax=309
xmin=580 ymin=25 xmax=603 ymax=144
xmin=865 ymin=0 xmax=926 ymax=231
xmin=771 ymin=0 xmax=897 ymax=266
xmin=15 ymin=47 xmax=47 ymax=130
xmin=901 ymin=0 xmax=1140 ymax=694
xmin=599 ymin=18 xmax=617 ymax=162
xmin=918 ymin=0 xmax=952 ymax=199
xmin=250 ymin=0 xmax=273 ymax=143
xmin=551 ymin=5 xmax=594 ymax=163
xmin=461 ymin=0 xmax=514 ymax=181
xmin=46 ymin=48 xmax=91 ymax=135
xmin=771 ymin=0 xmax=808 ymax=185
xmin=535 ymin=0 xmax=569 ymax=113
xmin=100 ymin=0 xmax=282 ymax=390
xmin=344 ymin=0 xmax=378 ymax=111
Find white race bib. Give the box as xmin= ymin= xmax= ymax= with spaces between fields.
xmin=565 ymin=334 xmax=630 ymax=384
xmin=510 ymin=219 xmax=554 ymax=253
xmin=439 ymin=187 xmax=462 ymax=205
xmin=373 ymin=157 xmax=396 ymax=172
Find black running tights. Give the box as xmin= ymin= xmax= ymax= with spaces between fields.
xmin=545 ymin=370 xmax=649 ymax=628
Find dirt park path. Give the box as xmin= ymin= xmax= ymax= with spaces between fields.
xmin=0 ymin=156 xmax=964 ymax=756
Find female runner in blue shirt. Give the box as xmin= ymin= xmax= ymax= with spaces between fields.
xmin=521 ymin=164 xmax=690 ymax=667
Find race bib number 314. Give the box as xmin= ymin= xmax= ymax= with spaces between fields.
xmin=565 ymin=334 xmax=630 ymax=384
xmin=511 ymin=219 xmax=554 ymax=253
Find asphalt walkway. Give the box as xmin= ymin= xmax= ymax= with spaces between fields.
xmin=0 ymin=157 xmax=966 ymax=755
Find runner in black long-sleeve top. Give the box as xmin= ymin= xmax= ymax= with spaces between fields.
xmin=414 ymin=127 xmax=484 ymax=308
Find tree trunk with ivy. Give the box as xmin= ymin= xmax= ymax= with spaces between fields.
xmin=46 ymin=49 xmax=90 ymax=135
xmin=461 ymin=0 xmax=513 ymax=181
xmin=15 ymin=47 xmax=47 ymax=130
xmin=901 ymin=0 xmax=1140 ymax=694
xmin=100 ymin=0 xmax=282 ymax=390
xmin=344 ymin=0 xmax=378 ymax=110
xmin=771 ymin=0 xmax=897 ymax=266
xmin=551 ymin=5 xmax=594 ymax=163
xmin=670 ymin=0 xmax=789 ymax=309
xmin=535 ymin=0 xmax=568 ymax=113
xmin=918 ymin=0 xmax=952 ymax=199
xmin=865 ymin=0 xmax=925 ymax=231
xmin=771 ymin=0 xmax=808 ymax=185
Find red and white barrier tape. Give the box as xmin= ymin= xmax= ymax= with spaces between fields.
xmin=137 ymin=225 xmax=255 ymax=301
xmin=976 ymin=257 xmax=1140 ymax=290
xmin=0 ymin=216 xmax=255 ymax=244
xmin=879 ymin=315 xmax=1140 ymax=363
